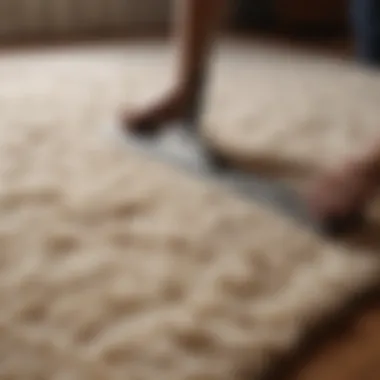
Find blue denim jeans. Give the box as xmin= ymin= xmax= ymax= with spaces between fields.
xmin=350 ymin=0 xmax=380 ymax=65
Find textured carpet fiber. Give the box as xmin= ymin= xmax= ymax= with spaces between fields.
xmin=0 ymin=40 xmax=379 ymax=379
xmin=205 ymin=40 xmax=380 ymax=182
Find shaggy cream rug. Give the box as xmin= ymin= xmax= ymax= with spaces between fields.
xmin=204 ymin=40 xmax=380 ymax=181
xmin=0 ymin=39 xmax=379 ymax=379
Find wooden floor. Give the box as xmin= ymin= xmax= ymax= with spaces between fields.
xmin=254 ymin=281 xmax=380 ymax=380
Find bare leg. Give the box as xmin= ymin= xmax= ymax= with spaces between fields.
xmin=307 ymin=142 xmax=380 ymax=224
xmin=123 ymin=0 xmax=225 ymax=132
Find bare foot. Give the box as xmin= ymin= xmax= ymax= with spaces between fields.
xmin=306 ymin=160 xmax=379 ymax=227
xmin=122 ymin=86 xmax=193 ymax=134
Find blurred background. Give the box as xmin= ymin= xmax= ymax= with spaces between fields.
xmin=0 ymin=0 xmax=349 ymax=48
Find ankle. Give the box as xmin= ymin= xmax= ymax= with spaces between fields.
xmin=349 ymin=155 xmax=380 ymax=181
xmin=171 ymin=81 xmax=197 ymax=103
